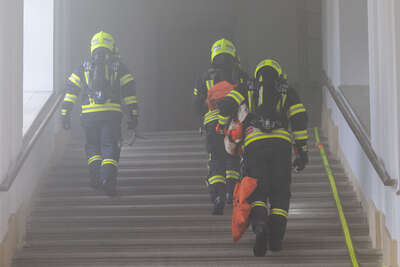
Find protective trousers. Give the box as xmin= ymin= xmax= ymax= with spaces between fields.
xmin=205 ymin=121 xmax=240 ymax=202
xmin=83 ymin=119 xmax=122 ymax=184
xmin=244 ymin=138 xmax=292 ymax=242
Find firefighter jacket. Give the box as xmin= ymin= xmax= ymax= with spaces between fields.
xmin=218 ymin=81 xmax=308 ymax=151
xmin=61 ymin=59 xmax=138 ymax=122
xmin=193 ymin=64 xmax=249 ymax=126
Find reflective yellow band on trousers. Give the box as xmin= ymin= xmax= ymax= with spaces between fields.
xmin=293 ymin=130 xmax=309 ymax=141
xmin=226 ymin=170 xmax=240 ymax=180
xmin=81 ymin=103 xmax=122 ymax=113
xmin=243 ymin=129 xmax=291 ymax=147
xmin=123 ymin=96 xmax=137 ymax=105
xmin=251 ymin=201 xmax=268 ymax=209
xmin=314 ymin=127 xmax=359 ymax=267
xmin=271 ymin=208 xmax=288 ymax=218
xmin=88 ymin=155 xmax=102 ymax=165
xmin=208 ymin=175 xmax=226 ymax=185
xmin=101 ymin=158 xmax=118 ymax=167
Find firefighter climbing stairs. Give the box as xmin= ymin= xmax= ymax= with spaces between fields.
xmin=13 ymin=130 xmax=382 ymax=266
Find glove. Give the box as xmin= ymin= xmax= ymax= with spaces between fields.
xmin=293 ymin=145 xmax=309 ymax=172
xmin=127 ymin=117 xmax=138 ymax=130
xmin=61 ymin=116 xmax=71 ymax=130
xmin=199 ymin=125 xmax=205 ymax=136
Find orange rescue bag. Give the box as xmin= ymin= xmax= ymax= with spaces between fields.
xmin=232 ymin=176 xmax=258 ymax=242
xmin=206 ymin=81 xmax=236 ymax=110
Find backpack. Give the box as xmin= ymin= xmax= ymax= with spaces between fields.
xmin=253 ymin=78 xmax=289 ymax=132
xmin=83 ymin=50 xmax=120 ymax=104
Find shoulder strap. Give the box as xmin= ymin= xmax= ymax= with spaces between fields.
xmin=231 ymin=65 xmax=241 ymax=84
xmin=82 ymin=60 xmax=92 ymax=90
xmin=207 ymin=67 xmax=218 ymax=81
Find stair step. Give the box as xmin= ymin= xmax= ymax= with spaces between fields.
xmin=60 ymin=154 xmax=337 ymax=163
xmin=31 ymin=203 xmax=364 ymax=216
xmin=33 ymin=195 xmax=362 ymax=210
xmin=28 ymin=217 xmax=367 ymax=233
xmin=26 ymin=223 xmax=370 ymax=239
xmin=47 ymin=169 xmax=346 ymax=180
xmin=12 ymin=261 xmax=381 ymax=267
xmin=14 ymin=248 xmax=381 ymax=266
xmin=35 ymin=187 xmax=356 ymax=200
xmin=40 ymin=175 xmax=349 ymax=187
xmin=38 ymin=181 xmax=353 ymax=193
xmin=23 ymin=235 xmax=373 ymax=249
xmin=14 ymin=130 xmax=381 ymax=267
xmin=53 ymin=160 xmax=341 ymax=170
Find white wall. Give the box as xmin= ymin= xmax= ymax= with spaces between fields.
xmin=322 ymin=0 xmax=400 ymax=264
xmin=339 ymin=0 xmax=369 ymax=86
xmin=368 ymin=1 xmax=400 ymax=260
xmin=323 ymin=86 xmax=400 ymax=266
xmin=322 ymin=0 xmax=341 ymax=87
xmin=323 ymin=0 xmax=370 ymax=133
xmin=0 ymin=0 xmax=62 ymax=248
xmin=23 ymin=0 xmax=54 ymax=133
xmin=323 ymin=0 xmax=369 ymax=87
xmin=0 ymin=118 xmax=60 ymax=242
xmin=0 ymin=0 xmax=23 ymax=184
xmin=368 ymin=0 xmax=400 ymax=186
xmin=23 ymin=0 xmax=54 ymax=92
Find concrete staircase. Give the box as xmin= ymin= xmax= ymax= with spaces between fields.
xmin=13 ymin=130 xmax=381 ymax=266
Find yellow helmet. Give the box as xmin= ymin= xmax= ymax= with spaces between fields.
xmin=90 ymin=31 xmax=115 ymax=55
xmin=254 ymin=59 xmax=285 ymax=79
xmin=210 ymin=38 xmax=236 ymax=63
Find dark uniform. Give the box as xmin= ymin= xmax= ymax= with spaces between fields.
xmin=218 ymin=59 xmax=308 ymax=256
xmin=193 ymin=38 xmax=249 ymax=215
xmin=60 ymin=31 xmax=138 ymax=196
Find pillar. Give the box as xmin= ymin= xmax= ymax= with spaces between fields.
xmin=0 ymin=0 xmax=24 ymax=183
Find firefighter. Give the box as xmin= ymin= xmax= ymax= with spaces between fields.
xmin=193 ymin=38 xmax=249 ymax=215
xmin=219 ymin=59 xmax=308 ymax=256
xmin=60 ymin=31 xmax=138 ymax=196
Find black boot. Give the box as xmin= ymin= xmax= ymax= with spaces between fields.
xmin=253 ymin=224 xmax=268 ymax=257
xmin=89 ymin=162 xmax=101 ymax=190
xmin=269 ymin=238 xmax=282 ymax=252
xmin=212 ymin=196 xmax=225 ymax=215
xmin=102 ymin=178 xmax=117 ymax=197
xmin=90 ymin=175 xmax=101 ymax=190
xmin=226 ymin=192 xmax=234 ymax=205
xmin=269 ymin=213 xmax=286 ymax=252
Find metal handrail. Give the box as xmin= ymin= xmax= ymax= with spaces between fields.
xmin=322 ymin=72 xmax=397 ymax=187
xmin=0 ymin=92 xmax=64 ymax=191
